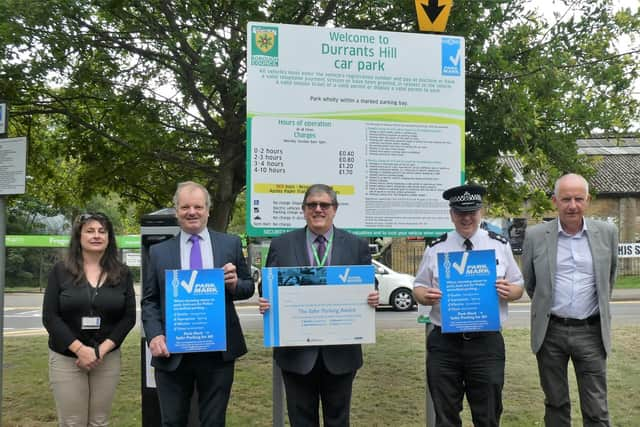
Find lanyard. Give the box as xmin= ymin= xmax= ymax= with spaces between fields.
xmin=311 ymin=235 xmax=333 ymax=267
xmin=85 ymin=271 xmax=104 ymax=315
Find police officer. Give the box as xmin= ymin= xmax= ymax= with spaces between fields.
xmin=413 ymin=184 xmax=524 ymax=427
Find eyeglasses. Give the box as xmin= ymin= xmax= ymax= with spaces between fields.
xmin=303 ymin=202 xmax=335 ymax=210
xmin=76 ymin=212 xmax=108 ymax=223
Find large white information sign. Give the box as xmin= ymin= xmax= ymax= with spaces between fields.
xmin=0 ymin=137 xmax=27 ymax=195
xmin=247 ymin=23 xmax=465 ymax=237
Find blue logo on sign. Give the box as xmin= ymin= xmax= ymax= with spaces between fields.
xmin=441 ymin=38 xmax=462 ymax=76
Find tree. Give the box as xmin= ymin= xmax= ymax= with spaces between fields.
xmin=6 ymin=197 xmax=65 ymax=288
xmin=0 ymin=0 xmax=638 ymax=227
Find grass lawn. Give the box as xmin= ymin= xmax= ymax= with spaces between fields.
xmin=615 ymin=275 xmax=640 ymax=288
xmin=3 ymin=327 xmax=640 ymax=426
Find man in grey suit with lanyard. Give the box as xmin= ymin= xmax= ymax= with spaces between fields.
xmin=522 ymin=173 xmax=618 ymax=427
xmin=142 ymin=181 xmax=254 ymax=426
xmin=259 ymin=184 xmax=379 ymax=427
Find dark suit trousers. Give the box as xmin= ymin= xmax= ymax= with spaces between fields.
xmin=155 ymin=352 xmax=234 ymax=427
xmin=427 ymin=327 xmax=505 ymax=427
xmin=536 ymin=319 xmax=609 ymax=427
xmin=281 ymin=352 xmax=356 ymax=427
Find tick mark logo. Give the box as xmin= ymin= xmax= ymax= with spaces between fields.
xmin=441 ymin=37 xmax=462 ymax=76
xmin=181 ymin=270 xmax=198 ymax=294
xmin=449 ymin=48 xmax=461 ymax=67
xmin=452 ymin=252 xmax=469 ymax=275
xmin=339 ymin=268 xmax=351 ymax=282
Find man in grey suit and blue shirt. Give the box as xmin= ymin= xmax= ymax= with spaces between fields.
xmin=142 ymin=181 xmax=254 ymax=426
xmin=522 ymin=173 xmax=618 ymax=427
xmin=259 ymin=184 xmax=379 ymax=427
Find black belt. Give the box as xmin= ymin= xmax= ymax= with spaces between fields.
xmin=549 ymin=314 xmax=600 ymax=326
xmin=433 ymin=325 xmax=499 ymax=341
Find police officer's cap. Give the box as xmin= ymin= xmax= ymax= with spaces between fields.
xmin=442 ymin=184 xmax=486 ymax=212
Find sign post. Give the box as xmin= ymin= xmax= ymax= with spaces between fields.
xmin=0 ymin=99 xmax=10 ymax=427
xmin=413 ymin=4 xmax=455 ymax=423
xmin=0 ymin=187 xmax=5 ymax=427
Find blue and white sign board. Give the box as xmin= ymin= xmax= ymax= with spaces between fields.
xmin=165 ymin=269 xmax=226 ymax=353
xmin=263 ymin=265 xmax=375 ymax=347
xmin=437 ymin=249 xmax=499 ymax=333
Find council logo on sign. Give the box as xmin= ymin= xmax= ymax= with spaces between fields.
xmin=441 ymin=37 xmax=462 ymax=76
xmin=251 ymin=25 xmax=279 ymax=67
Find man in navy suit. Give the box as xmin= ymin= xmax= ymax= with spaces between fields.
xmin=142 ymin=181 xmax=254 ymax=426
xmin=259 ymin=184 xmax=379 ymax=427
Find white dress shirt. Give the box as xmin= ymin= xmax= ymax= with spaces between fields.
xmin=552 ymin=221 xmax=598 ymax=319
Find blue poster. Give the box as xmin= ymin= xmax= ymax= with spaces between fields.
xmin=165 ymin=269 xmax=226 ymax=353
xmin=262 ymin=265 xmax=376 ymax=347
xmin=437 ymin=249 xmax=499 ymax=333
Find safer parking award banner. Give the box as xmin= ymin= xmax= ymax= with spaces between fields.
xmin=262 ymin=265 xmax=376 ymax=347
xmin=165 ymin=269 xmax=226 ymax=353
xmin=437 ymin=249 xmax=499 ymax=333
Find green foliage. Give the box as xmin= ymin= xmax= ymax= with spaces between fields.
xmin=227 ymin=189 xmax=247 ymax=236
xmin=83 ymin=193 xmax=140 ymax=234
xmin=5 ymin=193 xmax=139 ymax=289
xmin=0 ymin=0 xmax=638 ymax=224
xmin=6 ymin=200 xmax=65 ymax=288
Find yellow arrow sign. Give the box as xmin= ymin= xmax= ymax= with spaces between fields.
xmin=415 ymin=0 xmax=453 ymax=32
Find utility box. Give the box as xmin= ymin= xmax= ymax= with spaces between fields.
xmin=140 ymin=208 xmax=198 ymax=426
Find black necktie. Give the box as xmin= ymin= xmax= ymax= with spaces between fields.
xmin=463 ymin=238 xmax=473 ymax=251
xmin=315 ymin=235 xmax=326 ymax=265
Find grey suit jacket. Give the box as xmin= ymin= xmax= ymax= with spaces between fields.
xmin=141 ymin=230 xmax=254 ymax=371
xmin=522 ymin=218 xmax=618 ymax=355
xmin=266 ymin=226 xmax=371 ymax=375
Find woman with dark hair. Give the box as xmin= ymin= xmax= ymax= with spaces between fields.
xmin=42 ymin=212 xmax=136 ymax=426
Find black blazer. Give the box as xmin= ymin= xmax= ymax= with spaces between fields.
xmin=267 ymin=226 xmax=371 ymax=375
xmin=141 ymin=230 xmax=254 ymax=371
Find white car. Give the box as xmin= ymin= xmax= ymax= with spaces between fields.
xmin=373 ymin=259 xmax=416 ymax=311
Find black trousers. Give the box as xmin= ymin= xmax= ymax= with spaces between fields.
xmin=427 ymin=326 xmax=505 ymax=427
xmin=155 ymin=352 xmax=234 ymax=427
xmin=281 ymin=353 xmax=357 ymax=427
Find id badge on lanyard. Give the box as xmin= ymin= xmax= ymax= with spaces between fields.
xmin=81 ymin=316 xmax=101 ymax=330
xmin=83 ymin=283 xmax=102 ymax=330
